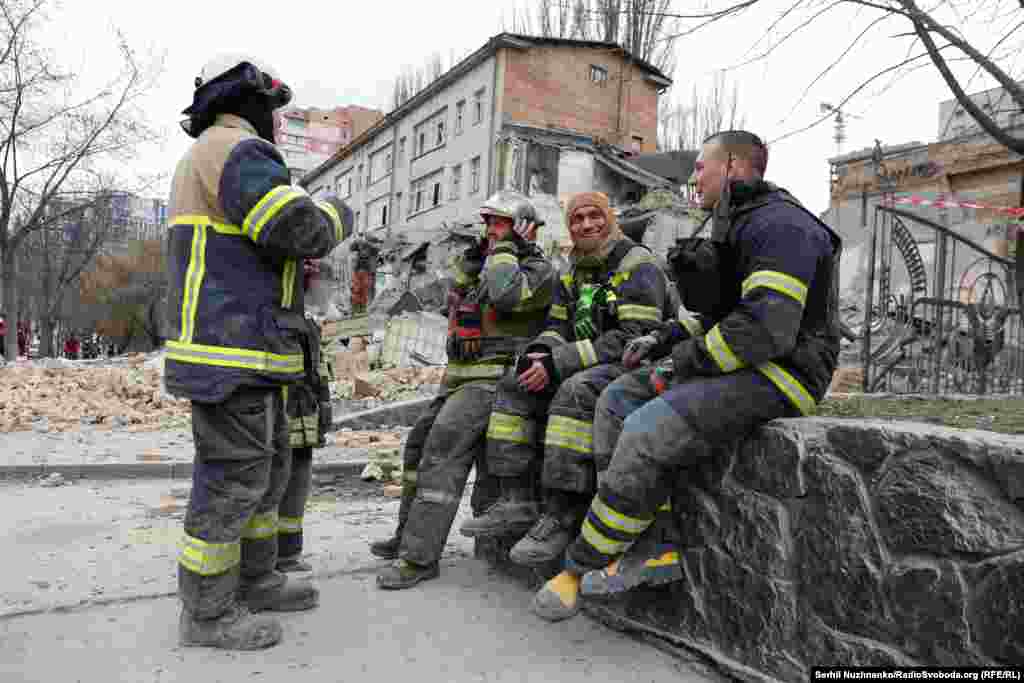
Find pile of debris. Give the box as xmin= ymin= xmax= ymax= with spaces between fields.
xmin=333 ymin=365 xmax=446 ymax=402
xmin=0 ymin=355 xmax=190 ymax=432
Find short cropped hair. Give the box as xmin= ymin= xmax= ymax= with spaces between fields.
xmin=703 ymin=130 xmax=768 ymax=178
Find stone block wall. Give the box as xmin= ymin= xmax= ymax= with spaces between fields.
xmin=496 ymin=417 xmax=1024 ymax=680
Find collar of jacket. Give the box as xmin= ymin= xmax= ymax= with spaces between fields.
xmin=213 ymin=113 xmax=259 ymax=137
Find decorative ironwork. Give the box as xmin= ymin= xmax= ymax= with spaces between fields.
xmin=860 ymin=206 xmax=1023 ymax=395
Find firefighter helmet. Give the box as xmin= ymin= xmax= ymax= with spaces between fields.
xmin=181 ymin=55 xmax=292 ymax=138
xmin=479 ymin=191 xmax=542 ymax=234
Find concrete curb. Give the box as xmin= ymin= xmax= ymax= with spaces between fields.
xmin=0 ymin=459 xmax=371 ymax=483
xmin=328 ymin=395 xmax=433 ymax=432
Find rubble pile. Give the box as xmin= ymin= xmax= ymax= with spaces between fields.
xmin=0 ymin=356 xmax=190 ymax=432
xmin=332 ymin=365 xmax=446 ymax=402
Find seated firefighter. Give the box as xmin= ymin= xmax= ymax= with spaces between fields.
xmin=529 ymin=130 xmax=843 ymax=621
xmin=460 ymin=192 xmax=672 ymax=576
xmin=372 ymin=190 xmax=556 ymax=589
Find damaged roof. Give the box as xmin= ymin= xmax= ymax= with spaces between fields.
xmin=631 ymin=150 xmax=698 ymax=186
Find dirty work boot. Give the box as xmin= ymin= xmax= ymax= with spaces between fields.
xmin=276 ymin=555 xmax=313 ymax=573
xmin=179 ymin=603 xmax=283 ymax=650
xmin=581 ymin=545 xmax=683 ymax=597
xmin=370 ymin=478 xmax=415 ymax=559
xmin=459 ymin=478 xmax=539 ymax=539
xmin=239 ymin=573 xmax=319 ymax=613
xmin=376 ymin=559 xmax=440 ymax=590
xmin=509 ymin=514 xmax=575 ymax=566
xmin=531 ymin=571 xmax=582 ymax=622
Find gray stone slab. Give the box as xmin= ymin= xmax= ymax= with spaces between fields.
xmin=329 ymin=395 xmax=433 ymax=431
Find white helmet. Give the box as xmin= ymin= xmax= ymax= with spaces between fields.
xmin=194 ymin=54 xmax=292 ymax=110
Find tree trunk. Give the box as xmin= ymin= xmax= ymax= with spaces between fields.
xmin=39 ymin=315 xmax=55 ymax=358
xmin=1 ymin=248 xmax=17 ymax=360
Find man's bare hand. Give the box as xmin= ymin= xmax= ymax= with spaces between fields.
xmin=518 ymin=352 xmax=550 ymax=392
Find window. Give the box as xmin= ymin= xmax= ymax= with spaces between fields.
xmin=385 ymin=151 xmax=393 ymax=173
xmin=398 ymin=137 xmax=406 ymax=164
xmin=370 ymin=147 xmax=392 ymax=185
xmin=380 ymin=201 xmax=389 ymax=227
xmin=409 ymin=188 xmax=417 ymax=216
xmin=355 ymin=211 xmax=361 ymax=231
xmin=347 ymin=177 xmax=353 ymax=197
xmin=470 ymin=156 xmax=481 ymax=194
xmin=356 ymin=164 xmax=363 ymax=190
xmin=413 ymin=107 xmax=448 ymax=158
xmin=590 ymin=65 xmax=608 ymax=84
xmin=455 ymin=101 xmax=465 ymax=135
xmin=337 ymin=171 xmax=352 ymax=199
xmin=410 ymin=169 xmax=444 ymax=215
xmin=473 ymin=89 xmax=485 ymax=125
xmin=395 ymin=192 xmax=403 ymax=220
xmin=450 ymin=164 xmax=462 ymax=200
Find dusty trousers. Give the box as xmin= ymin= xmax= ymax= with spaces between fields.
xmin=568 ymin=370 xmax=792 ymax=571
xmin=179 ymin=387 xmax=291 ymax=619
xmin=277 ymin=446 xmax=312 ymax=560
xmin=399 ymin=382 xmax=498 ymax=566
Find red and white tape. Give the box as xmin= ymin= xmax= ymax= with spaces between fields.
xmin=883 ymin=193 xmax=1024 ymax=217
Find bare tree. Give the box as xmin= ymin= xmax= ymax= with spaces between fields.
xmin=389 ymin=52 xmax=459 ymax=111
xmin=656 ymin=0 xmax=1024 ymax=152
xmin=658 ymin=71 xmax=746 ymax=151
xmin=0 ymin=0 xmax=162 ymax=359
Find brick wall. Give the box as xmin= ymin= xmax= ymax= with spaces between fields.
xmin=500 ymin=45 xmax=660 ymax=154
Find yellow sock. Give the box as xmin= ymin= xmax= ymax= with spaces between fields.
xmin=545 ymin=571 xmax=581 ymax=608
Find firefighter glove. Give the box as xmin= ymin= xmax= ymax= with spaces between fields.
xmin=622 ymin=334 xmax=659 ymax=368
xmin=574 ymin=284 xmax=600 ymax=340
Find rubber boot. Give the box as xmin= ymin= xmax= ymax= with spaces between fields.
xmin=179 ymin=603 xmax=283 ymax=650
xmin=376 ymin=559 xmax=440 ymax=590
xmin=459 ymin=476 xmax=539 ymax=538
xmin=370 ymin=482 xmax=415 ymax=559
xmin=239 ymin=572 xmax=319 ymax=613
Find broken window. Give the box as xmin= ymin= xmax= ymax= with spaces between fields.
xmin=418 ymin=131 xmax=426 ymax=156
xmin=450 ymin=164 xmax=461 ymax=200
xmin=432 ymin=180 xmax=442 ymax=207
xmin=436 ymin=120 xmax=445 ymax=146
xmin=380 ymin=202 xmax=388 ymax=227
xmin=456 ymin=101 xmax=465 ymax=135
xmin=470 ymin=156 xmax=481 ymax=194
xmin=590 ymin=65 xmax=608 ymax=84
xmin=473 ymin=89 xmax=485 ymax=125
xmin=414 ymin=182 xmax=424 ymax=213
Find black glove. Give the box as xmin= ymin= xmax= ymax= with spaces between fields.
xmin=670 ymin=338 xmax=713 ymax=381
xmin=317 ymin=385 xmax=332 ymax=448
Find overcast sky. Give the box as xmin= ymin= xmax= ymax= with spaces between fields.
xmin=46 ymin=0 xmax=1007 ymax=216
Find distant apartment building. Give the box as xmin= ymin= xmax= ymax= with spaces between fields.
xmin=106 ymin=192 xmax=168 ymax=242
xmin=276 ymin=105 xmax=384 ymax=181
xmin=936 ymin=84 xmax=1024 ymax=142
xmin=300 ymin=33 xmax=671 ymax=252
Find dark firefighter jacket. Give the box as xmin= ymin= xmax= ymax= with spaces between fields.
xmin=447 ymin=238 xmax=555 ymax=388
xmin=165 ymin=114 xmax=349 ymax=403
xmin=529 ymin=237 xmax=671 ymax=381
xmin=660 ymin=184 xmax=842 ymax=415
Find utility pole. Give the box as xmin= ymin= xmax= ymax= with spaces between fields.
xmin=821 ymin=103 xmax=862 ymax=158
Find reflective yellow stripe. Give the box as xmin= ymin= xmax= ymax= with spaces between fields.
xmin=418 ymin=489 xmax=460 ymax=506
xmin=279 ymin=516 xmax=303 ymax=534
xmin=617 ymin=304 xmax=661 ymax=322
xmin=549 ymin=304 xmax=569 ymax=321
xmin=680 ymin=316 xmax=703 ymax=337
xmin=592 ymin=497 xmax=651 ymax=534
xmin=166 ymin=340 xmax=303 ymax=373
xmin=741 ymin=270 xmax=808 ymax=307
xmin=487 ymin=412 xmax=536 ymax=445
xmin=582 ymin=518 xmax=630 ymax=555
xmin=705 ymin=324 xmax=745 ymax=373
xmin=512 ymin=278 xmax=534 ymax=309
xmin=487 ymin=252 xmax=519 ymax=269
xmin=282 ymin=258 xmax=297 ymax=308
xmin=244 ymin=185 xmax=308 ymax=242
xmin=539 ymin=330 xmax=568 ymax=345
xmin=172 ymin=214 xmax=243 ymax=235
xmin=644 ymin=551 xmax=680 ymax=568
xmin=610 ymin=270 xmax=631 ymax=287
xmin=315 ymin=199 xmax=344 ymax=242
xmin=758 ymin=361 xmax=816 ymax=416
xmin=561 ymin=273 xmax=573 ymax=290
xmin=178 ymin=534 xmax=241 ymax=576
xmin=178 ymin=225 xmax=208 ymax=343
xmin=544 ymin=415 xmax=593 ymax=455
xmin=445 ymin=362 xmax=508 ymax=381
xmin=242 ymin=511 xmax=278 ymax=540
xmin=575 ymin=339 xmax=598 ymax=368
xmin=658 ymin=501 xmax=672 ymax=512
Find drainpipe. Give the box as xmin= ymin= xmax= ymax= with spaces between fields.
xmin=486 ymin=47 xmax=500 ymax=198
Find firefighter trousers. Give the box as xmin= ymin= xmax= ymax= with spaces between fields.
xmin=400 ymin=382 xmax=497 ymax=567
xmin=485 ymin=363 xmax=629 ymax=498
xmin=179 ymin=387 xmax=291 ymax=619
xmin=567 ymin=370 xmax=792 ymax=571
xmin=277 ymin=446 xmax=313 ymax=560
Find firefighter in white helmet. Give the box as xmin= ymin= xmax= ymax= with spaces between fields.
xmin=168 ymin=54 xmax=351 ymax=650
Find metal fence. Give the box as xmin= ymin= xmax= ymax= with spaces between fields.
xmin=859 ymin=205 xmax=1024 ymax=395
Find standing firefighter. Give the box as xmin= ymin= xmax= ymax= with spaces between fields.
xmin=460 ymin=192 xmax=672 ymax=573
xmin=166 ymin=54 xmax=350 ymax=650
xmin=276 ymin=260 xmax=340 ymax=573
xmin=371 ymin=191 xmax=555 ymax=589
xmin=531 ymin=130 xmax=842 ymax=621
